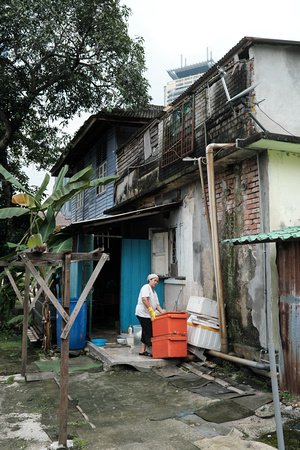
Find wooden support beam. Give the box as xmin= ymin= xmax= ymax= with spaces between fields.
xmin=19 ymin=250 xmax=105 ymax=263
xmin=58 ymin=252 xmax=71 ymax=447
xmin=4 ymin=267 xmax=24 ymax=306
xmin=60 ymin=253 xmax=109 ymax=340
xmin=20 ymin=253 xmax=69 ymax=323
xmin=21 ymin=267 xmax=30 ymax=377
xmin=29 ymin=267 xmax=55 ymax=312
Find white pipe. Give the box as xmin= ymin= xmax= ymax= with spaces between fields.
xmin=206 ymin=349 xmax=270 ymax=371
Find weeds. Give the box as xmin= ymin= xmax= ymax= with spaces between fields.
xmin=5 ymin=376 xmax=15 ymax=384
xmin=73 ymin=437 xmax=89 ymax=449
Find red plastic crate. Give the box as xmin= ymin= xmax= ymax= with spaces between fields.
xmin=153 ymin=311 xmax=188 ymax=337
xmin=151 ymin=334 xmax=187 ymax=359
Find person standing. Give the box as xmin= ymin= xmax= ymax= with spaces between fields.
xmin=135 ymin=274 xmax=164 ymax=356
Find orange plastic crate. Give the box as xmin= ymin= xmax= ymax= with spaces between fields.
xmin=153 ymin=311 xmax=188 ymax=337
xmin=151 ymin=334 xmax=187 ymax=359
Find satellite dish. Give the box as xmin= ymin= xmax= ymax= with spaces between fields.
xmin=228 ymin=80 xmax=262 ymax=104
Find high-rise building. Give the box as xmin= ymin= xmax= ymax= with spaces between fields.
xmin=164 ymin=56 xmax=214 ymax=106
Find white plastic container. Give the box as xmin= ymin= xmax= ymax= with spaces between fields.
xmin=186 ymin=296 xmax=219 ymax=320
xmin=133 ymin=325 xmax=142 ymax=346
xmin=187 ymin=314 xmax=221 ymax=351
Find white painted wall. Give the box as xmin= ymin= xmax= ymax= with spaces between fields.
xmin=251 ymin=45 xmax=300 ymax=136
xmin=268 ymin=151 xmax=300 ymax=229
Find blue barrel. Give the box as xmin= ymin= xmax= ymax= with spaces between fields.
xmin=56 ymin=298 xmax=87 ymax=350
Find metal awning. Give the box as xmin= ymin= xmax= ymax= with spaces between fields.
xmin=222 ymin=225 xmax=300 ymax=245
xmin=65 ymin=200 xmax=182 ymax=234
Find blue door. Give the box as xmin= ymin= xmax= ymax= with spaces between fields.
xmin=120 ymin=239 xmax=164 ymax=332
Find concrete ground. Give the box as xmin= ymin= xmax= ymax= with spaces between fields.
xmin=0 ymin=341 xmax=299 ymax=449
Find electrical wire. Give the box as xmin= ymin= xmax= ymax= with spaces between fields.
xmin=257 ymin=104 xmax=296 ymax=136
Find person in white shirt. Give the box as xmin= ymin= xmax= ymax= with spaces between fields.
xmin=135 ymin=274 xmax=164 ymax=356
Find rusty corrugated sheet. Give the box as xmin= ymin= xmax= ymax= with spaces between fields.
xmin=278 ymin=241 xmax=300 ymax=394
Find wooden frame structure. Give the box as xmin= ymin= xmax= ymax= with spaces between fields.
xmin=0 ymin=247 xmax=109 ymax=447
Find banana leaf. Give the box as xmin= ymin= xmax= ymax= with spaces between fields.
xmin=0 ymin=164 xmax=30 ymax=194
xmin=35 ymin=173 xmax=50 ymax=203
xmin=38 ymin=207 xmax=56 ymax=243
xmin=52 ymin=165 xmax=69 ymax=193
xmin=41 ymin=180 xmax=89 ymax=211
xmin=47 ymin=233 xmax=73 ymax=253
xmin=27 ymin=233 xmax=43 ymax=248
xmin=68 ymin=165 xmax=94 ymax=183
xmin=12 ymin=192 xmax=41 ymax=211
xmin=0 ymin=207 xmax=29 ymax=219
xmin=90 ymin=175 xmax=119 ymax=188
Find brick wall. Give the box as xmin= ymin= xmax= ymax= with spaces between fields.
xmin=203 ymin=155 xmax=260 ymax=239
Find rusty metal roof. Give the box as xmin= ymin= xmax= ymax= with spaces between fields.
xmin=222 ymin=225 xmax=300 ymax=245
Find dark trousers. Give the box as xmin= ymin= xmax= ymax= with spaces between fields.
xmin=136 ymin=316 xmax=152 ymax=347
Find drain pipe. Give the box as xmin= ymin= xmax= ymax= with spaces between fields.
xmin=206 ymin=143 xmax=234 ymax=354
xmin=206 ymin=349 xmax=270 ymax=372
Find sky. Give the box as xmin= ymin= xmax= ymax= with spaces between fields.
xmin=28 ymin=0 xmax=300 ymax=190
xmin=122 ymin=0 xmax=300 ymax=105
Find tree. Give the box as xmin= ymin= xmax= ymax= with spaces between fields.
xmin=0 ymin=0 xmax=150 ymax=202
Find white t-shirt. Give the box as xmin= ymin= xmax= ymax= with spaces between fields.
xmin=135 ymin=283 xmax=160 ymax=318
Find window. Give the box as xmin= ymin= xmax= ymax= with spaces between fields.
xmin=162 ymin=96 xmax=194 ymax=167
xmin=76 ymin=191 xmax=84 ymax=209
xmin=96 ymin=161 xmax=107 ymax=195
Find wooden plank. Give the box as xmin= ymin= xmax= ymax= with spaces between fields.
xmin=21 ymin=251 xmax=105 ymax=263
xmin=4 ymin=267 xmax=24 ymax=306
xmin=58 ymin=253 xmax=71 ymax=447
xmin=0 ymin=260 xmax=59 ymax=267
xmin=21 ymin=267 xmax=30 ymax=377
xmin=27 ymin=327 xmax=38 ymax=342
xmin=20 ymin=253 xmax=69 ymax=323
xmin=60 ymin=253 xmax=109 ymax=339
xmin=0 ymin=261 xmax=25 ymax=267
xmin=26 ymin=372 xmax=57 ymax=382
xmin=0 ymin=249 xmax=104 ymax=267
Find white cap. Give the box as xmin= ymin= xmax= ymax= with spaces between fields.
xmin=147 ymin=273 xmax=159 ymax=281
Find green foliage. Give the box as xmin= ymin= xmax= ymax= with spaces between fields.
xmin=0 ymin=0 xmax=150 ymax=172
xmin=0 ymin=163 xmax=118 ymax=322
xmin=73 ymin=437 xmax=89 ymax=449
xmin=5 ymin=376 xmax=15 ymax=384
xmin=0 ymin=163 xmax=118 ymax=253
xmin=0 ymin=268 xmax=24 ymax=324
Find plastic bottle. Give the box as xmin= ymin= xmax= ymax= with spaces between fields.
xmin=128 ymin=325 xmax=133 ymax=335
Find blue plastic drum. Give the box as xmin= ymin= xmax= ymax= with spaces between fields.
xmin=56 ymin=298 xmax=87 ymax=350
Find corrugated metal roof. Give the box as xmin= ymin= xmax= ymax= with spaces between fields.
xmin=222 ymin=225 xmax=300 ymax=245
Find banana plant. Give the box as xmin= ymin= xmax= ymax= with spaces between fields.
xmin=0 ymin=163 xmax=118 ymax=253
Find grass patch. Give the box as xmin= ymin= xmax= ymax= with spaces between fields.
xmin=0 ymin=336 xmax=22 ymax=350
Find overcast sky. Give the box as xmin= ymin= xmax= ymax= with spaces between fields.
xmin=122 ymin=0 xmax=300 ymax=105
xmin=28 ymin=0 xmax=300 ymax=189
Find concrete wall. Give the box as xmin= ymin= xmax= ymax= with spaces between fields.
xmin=251 ymin=45 xmax=300 ymax=135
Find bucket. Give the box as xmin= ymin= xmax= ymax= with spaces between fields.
xmin=56 ymin=298 xmax=87 ymax=350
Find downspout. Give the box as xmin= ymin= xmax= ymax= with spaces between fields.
xmin=206 ymin=143 xmax=234 ymax=354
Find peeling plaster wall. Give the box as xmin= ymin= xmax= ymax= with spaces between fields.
xmin=250 ymin=45 xmax=300 ymax=135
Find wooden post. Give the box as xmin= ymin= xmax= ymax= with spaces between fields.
xmin=58 ymin=252 xmax=71 ymax=446
xmin=21 ymin=267 xmax=30 ymax=377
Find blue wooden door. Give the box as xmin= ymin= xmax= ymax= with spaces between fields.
xmin=120 ymin=239 xmax=164 ymax=332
